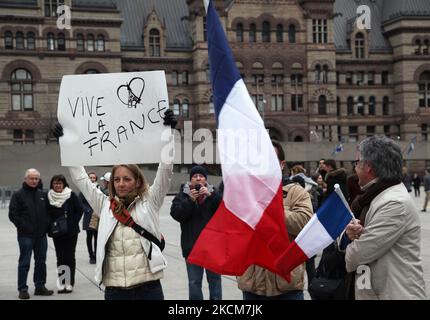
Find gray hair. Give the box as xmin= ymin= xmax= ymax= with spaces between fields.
xmin=25 ymin=168 xmax=40 ymax=178
xmin=358 ymin=135 xmax=403 ymax=183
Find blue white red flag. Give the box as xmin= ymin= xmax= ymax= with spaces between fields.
xmin=187 ymin=0 xmax=291 ymax=280
xmin=275 ymin=186 xmax=354 ymax=273
xmin=406 ymin=136 xmax=417 ymax=156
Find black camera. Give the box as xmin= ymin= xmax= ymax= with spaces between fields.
xmin=194 ymin=184 xmax=201 ymax=191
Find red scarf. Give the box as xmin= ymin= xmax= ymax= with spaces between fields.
xmin=110 ymin=198 xmax=136 ymax=227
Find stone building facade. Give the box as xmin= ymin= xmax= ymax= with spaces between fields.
xmin=0 ymin=0 xmax=429 ymax=169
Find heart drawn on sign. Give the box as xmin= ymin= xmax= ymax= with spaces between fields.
xmin=116 ymin=77 xmax=145 ymax=108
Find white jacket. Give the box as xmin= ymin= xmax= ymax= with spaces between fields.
xmin=69 ymin=162 xmax=173 ymax=286
xmin=345 ymin=183 xmax=426 ymax=300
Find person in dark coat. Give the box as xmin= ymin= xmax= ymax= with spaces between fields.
xmin=47 ymin=174 xmax=83 ymax=294
xmin=323 ymin=159 xmax=348 ymax=201
xmin=170 ymin=165 xmax=222 ymax=300
xmin=8 ymin=168 xmax=54 ymax=299
xmin=412 ymin=173 xmax=421 ymax=197
xmin=78 ymin=171 xmax=99 ymax=264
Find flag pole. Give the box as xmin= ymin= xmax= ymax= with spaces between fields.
xmin=334 ymin=183 xmax=355 ymax=221
xmin=203 ymin=0 xmax=209 ymax=12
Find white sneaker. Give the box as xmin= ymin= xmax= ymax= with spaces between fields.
xmin=65 ymin=285 xmax=73 ymax=292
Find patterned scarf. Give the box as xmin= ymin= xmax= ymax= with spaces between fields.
xmin=350 ymin=180 xmax=400 ymax=225
xmin=110 ymin=190 xmax=138 ymax=227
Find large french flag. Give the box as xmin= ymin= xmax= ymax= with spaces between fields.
xmin=187 ymin=0 xmax=291 ymax=280
xmin=275 ymin=186 xmax=354 ymax=274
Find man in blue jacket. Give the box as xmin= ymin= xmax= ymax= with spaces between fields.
xmin=9 ymin=168 xmax=54 ymax=299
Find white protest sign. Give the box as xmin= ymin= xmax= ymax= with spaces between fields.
xmin=57 ymin=71 xmax=170 ymax=166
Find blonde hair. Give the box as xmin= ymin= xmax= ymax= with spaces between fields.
xmin=108 ymin=164 xmax=149 ymax=199
xmin=291 ymin=165 xmax=306 ymax=176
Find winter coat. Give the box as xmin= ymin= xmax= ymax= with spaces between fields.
xmin=324 ymin=168 xmax=348 ymax=201
xmin=9 ymin=183 xmax=49 ymax=237
xmin=79 ymin=193 xmax=93 ymax=230
xmin=170 ymin=183 xmax=222 ymax=258
xmin=103 ymin=200 xmax=155 ymax=288
xmin=424 ymin=174 xmax=430 ymax=192
xmin=47 ymin=192 xmax=83 ymax=238
xmin=68 ymin=163 xmax=173 ymax=286
xmin=345 ymin=183 xmax=426 ymax=300
xmin=412 ymin=176 xmax=421 ymax=189
xmin=237 ymin=183 xmax=313 ymax=296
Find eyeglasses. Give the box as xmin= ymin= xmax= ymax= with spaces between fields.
xmin=354 ymin=159 xmax=366 ymax=167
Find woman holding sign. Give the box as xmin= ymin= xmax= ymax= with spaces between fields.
xmin=53 ymin=110 xmax=176 ymax=300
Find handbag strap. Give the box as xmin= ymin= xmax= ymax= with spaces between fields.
xmin=110 ymin=199 xmax=165 ymax=256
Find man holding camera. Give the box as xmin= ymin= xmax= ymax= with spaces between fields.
xmin=170 ymin=165 xmax=222 ymax=300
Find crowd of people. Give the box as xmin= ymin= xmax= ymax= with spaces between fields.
xmin=8 ymin=125 xmax=428 ymax=300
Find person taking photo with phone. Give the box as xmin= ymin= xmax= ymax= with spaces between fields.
xmin=170 ymin=165 xmax=222 ymax=300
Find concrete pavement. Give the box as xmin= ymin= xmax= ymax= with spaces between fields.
xmin=1 ymin=189 xmax=429 ymax=300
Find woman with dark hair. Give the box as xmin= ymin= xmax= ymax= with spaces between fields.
xmin=47 ymin=174 xmax=83 ymax=294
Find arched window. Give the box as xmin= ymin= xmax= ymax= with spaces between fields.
xmin=381 ymin=71 xmax=389 ymax=85
xmin=318 ymin=95 xmax=327 ymax=115
xmin=355 ymin=33 xmax=364 ymax=59
xmin=288 ymin=24 xmax=296 ymax=43
xmin=291 ymin=74 xmax=303 ymax=86
xmin=16 ymin=32 xmax=24 ymax=49
xmin=315 ymin=64 xmax=321 ymax=83
xmin=85 ymin=69 xmax=99 ymax=74
xmin=47 ymin=32 xmax=55 ymax=50
xmin=276 ymin=24 xmax=283 ymax=43
xmin=236 ymin=23 xmax=243 ymax=42
xmin=87 ymin=34 xmax=94 ymax=51
xmin=336 ymin=97 xmax=341 ymax=116
xmin=357 ymin=96 xmax=365 ymax=115
xmin=57 ymin=32 xmax=65 ymax=51
xmin=97 ymin=34 xmax=105 ymax=52
xmin=44 ymin=0 xmax=62 ymax=17
xmin=369 ymin=96 xmax=376 ymax=115
xmin=209 ymin=96 xmax=215 ymax=114
xmin=76 ymin=33 xmax=84 ymax=51
xmin=173 ymin=99 xmax=180 ymax=116
xmin=182 ymin=71 xmax=189 ymax=85
xmin=27 ymin=32 xmax=35 ymax=50
xmin=11 ymin=68 xmax=33 ymax=111
xmin=415 ymin=39 xmax=422 ymax=55
xmin=171 ymin=71 xmax=178 ymax=86
xmin=262 ymin=21 xmax=270 ymax=42
xmin=347 ymin=96 xmax=354 ymax=115
xmin=322 ymin=65 xmax=329 ymax=83
xmin=419 ymin=71 xmax=430 ymax=108
xmin=424 ymin=39 xmax=430 ymax=55
xmin=182 ymin=98 xmax=189 ymax=118
xmin=149 ymin=29 xmax=160 ymax=57
xmin=249 ymin=23 xmax=256 ymax=43
xmin=5 ymin=31 xmax=13 ymax=49
xmin=383 ymin=96 xmax=390 ymax=115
